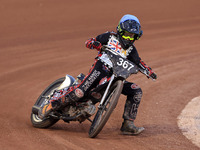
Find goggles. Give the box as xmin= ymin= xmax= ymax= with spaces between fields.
xmin=122 ymin=31 xmax=135 ymax=41
xmin=122 ymin=35 xmax=134 ymax=41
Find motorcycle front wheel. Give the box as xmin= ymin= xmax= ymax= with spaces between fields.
xmin=89 ymin=80 xmax=124 ymax=138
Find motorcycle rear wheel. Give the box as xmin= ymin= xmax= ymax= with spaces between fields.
xmin=31 ymin=112 xmax=59 ymax=128
xmin=30 ymin=77 xmax=65 ymax=128
xmin=88 ymin=80 xmax=123 ymax=138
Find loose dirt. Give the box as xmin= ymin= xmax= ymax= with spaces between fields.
xmin=1 ymin=0 xmax=200 ymax=149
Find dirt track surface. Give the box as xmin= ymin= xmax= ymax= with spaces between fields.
xmin=1 ymin=0 xmax=200 ymax=150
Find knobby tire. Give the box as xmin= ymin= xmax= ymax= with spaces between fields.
xmin=88 ymin=80 xmax=124 ymax=138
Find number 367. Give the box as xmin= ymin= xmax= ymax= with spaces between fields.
xmin=116 ymin=58 xmax=134 ymax=71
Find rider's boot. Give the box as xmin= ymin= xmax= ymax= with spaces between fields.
xmin=38 ymin=88 xmax=83 ymax=119
xmin=120 ymin=119 xmax=145 ymax=135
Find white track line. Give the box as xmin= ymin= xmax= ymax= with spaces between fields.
xmin=177 ymin=96 xmax=200 ymax=148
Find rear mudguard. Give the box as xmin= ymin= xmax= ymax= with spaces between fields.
xmin=57 ymin=75 xmax=76 ymax=90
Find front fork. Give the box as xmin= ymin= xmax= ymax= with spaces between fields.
xmin=98 ymin=74 xmax=115 ymax=108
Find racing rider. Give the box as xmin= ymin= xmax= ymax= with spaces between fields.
xmin=38 ymin=14 xmax=157 ymax=135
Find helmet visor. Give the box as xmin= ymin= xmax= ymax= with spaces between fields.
xmin=120 ymin=20 xmax=141 ymax=34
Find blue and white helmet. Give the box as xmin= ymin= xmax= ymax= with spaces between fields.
xmin=117 ymin=14 xmax=142 ymax=35
xmin=117 ymin=14 xmax=143 ymax=49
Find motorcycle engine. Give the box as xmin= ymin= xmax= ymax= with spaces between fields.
xmin=62 ymin=100 xmax=96 ymax=123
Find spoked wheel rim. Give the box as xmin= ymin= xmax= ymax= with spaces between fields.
xmin=89 ymin=80 xmax=123 ymax=138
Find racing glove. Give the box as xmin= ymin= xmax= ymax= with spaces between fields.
xmin=85 ymin=38 xmax=102 ymax=51
xmin=139 ymin=60 xmax=157 ymax=80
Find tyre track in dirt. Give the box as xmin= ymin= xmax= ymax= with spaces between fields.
xmin=1 ymin=0 xmax=200 ymax=150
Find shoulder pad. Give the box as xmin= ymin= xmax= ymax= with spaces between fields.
xmin=110 ymin=31 xmax=117 ymax=35
xmin=105 ymin=31 xmax=117 ymax=35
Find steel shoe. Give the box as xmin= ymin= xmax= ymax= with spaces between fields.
xmin=120 ymin=120 xmax=145 ymax=135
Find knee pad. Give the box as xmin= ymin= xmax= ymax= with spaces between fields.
xmin=127 ymin=88 xmax=142 ymax=103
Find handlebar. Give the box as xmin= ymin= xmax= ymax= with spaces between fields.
xmin=101 ymin=45 xmax=155 ymax=81
xmin=138 ymin=68 xmax=156 ymax=81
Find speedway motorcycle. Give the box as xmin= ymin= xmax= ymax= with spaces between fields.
xmin=31 ymin=46 xmax=152 ymax=138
